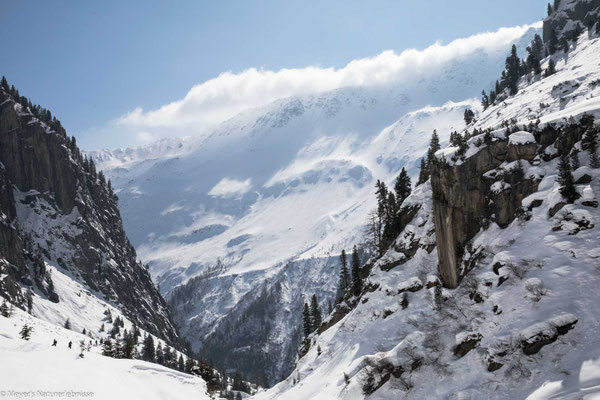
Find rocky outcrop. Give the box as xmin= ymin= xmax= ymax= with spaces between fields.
xmin=0 ymin=87 xmax=181 ymax=345
xmin=0 ymin=163 xmax=27 ymax=304
xmin=453 ymin=331 xmax=482 ymax=358
xmin=431 ymin=136 xmax=540 ymax=288
xmin=543 ymin=0 xmax=600 ymax=42
xmin=520 ymin=314 xmax=578 ymax=355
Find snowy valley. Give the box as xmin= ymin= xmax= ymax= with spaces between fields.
xmin=88 ymin=24 xmax=540 ymax=385
xmin=1 ymin=0 xmax=600 ymax=399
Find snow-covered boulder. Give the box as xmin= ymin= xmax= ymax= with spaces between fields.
xmin=508 ymin=131 xmax=535 ymax=145
xmin=453 ymin=331 xmax=482 ymax=358
xmin=507 ymin=131 xmax=537 ymax=161
xmin=397 ymin=277 xmax=423 ymax=294
xmin=520 ymin=314 xmax=578 ymax=355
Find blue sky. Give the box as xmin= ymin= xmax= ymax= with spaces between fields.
xmin=0 ymin=1 xmax=546 ymax=149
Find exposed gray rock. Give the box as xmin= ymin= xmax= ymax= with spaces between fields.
xmin=453 ymin=332 xmax=482 ymax=358
xmin=431 ymin=139 xmax=540 ymax=288
xmin=0 ymin=88 xmax=180 ymax=345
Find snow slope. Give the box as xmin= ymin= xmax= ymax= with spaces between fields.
xmin=0 ymin=247 xmax=213 ymax=399
xmin=0 ymin=306 xmax=210 ymax=400
xmin=253 ymin=29 xmax=600 ymax=399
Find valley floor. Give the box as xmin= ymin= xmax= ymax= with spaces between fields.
xmin=0 ymin=308 xmax=211 ymax=400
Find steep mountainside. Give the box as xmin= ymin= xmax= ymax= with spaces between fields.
xmin=254 ymin=11 xmax=600 ymax=400
xmin=0 ymin=84 xmax=180 ymax=345
xmin=90 ymin=25 xmax=539 ymax=383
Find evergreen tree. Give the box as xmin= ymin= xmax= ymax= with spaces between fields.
xmin=557 ymin=154 xmax=577 ymax=202
xmin=113 ymin=338 xmax=123 ymax=359
xmin=545 ymin=59 xmax=556 ymax=77
xmin=64 ymin=318 xmax=71 ymax=330
xmin=99 ymin=323 xmax=105 ymax=332
xmin=548 ymin=29 xmax=559 ymax=54
xmin=310 ymin=294 xmax=322 ymax=331
xmin=526 ymin=35 xmax=544 ymax=75
xmin=163 ymin=346 xmax=174 ymax=368
xmin=574 ymin=23 xmax=583 ymax=40
xmin=463 ymin=108 xmax=475 ymax=125
xmin=302 ymin=302 xmax=312 ymax=338
xmin=489 ymin=89 xmax=497 ymax=104
xmin=178 ymin=354 xmax=185 ymax=372
xmin=328 ymin=299 xmax=333 ymax=314
xmin=123 ymin=331 xmax=136 ymax=359
xmin=561 ymin=37 xmax=569 ymax=53
xmin=102 ymin=339 xmax=113 ymax=357
xmin=417 ymin=158 xmax=428 ymax=185
xmin=236 ymin=392 xmax=242 ymax=400
xmin=495 ymin=80 xmax=502 ymax=98
xmin=0 ymin=300 xmax=9 ymax=317
xmin=351 ymin=245 xmax=362 ymax=297
xmin=553 ymin=0 xmax=560 ymax=10
xmin=427 ymin=130 xmax=441 ymax=166
xmin=394 ymin=167 xmax=411 ymax=208
xmin=110 ymin=323 xmax=120 ymax=338
xmin=132 ymin=323 xmax=141 ymax=341
xmin=338 ymin=249 xmax=351 ymax=298
xmin=570 ymin=151 xmax=580 ymax=170
xmin=481 ymin=90 xmax=490 ymax=110
xmin=375 ymin=180 xmax=389 ymax=223
xmin=583 ymin=126 xmax=599 ymax=168
xmin=505 ymin=44 xmax=521 ymax=95
xmin=142 ymin=334 xmax=156 ymax=362
xmin=547 ymin=3 xmax=553 ymax=16
xmin=514 ymin=159 xmax=525 ymax=181
xmin=25 ymin=289 xmax=33 ymax=314
xmin=156 ymin=342 xmax=164 ymax=365
xmin=20 ymin=324 xmax=33 ymax=340
xmin=185 ymin=356 xmax=195 ymax=374
xmin=381 ymin=205 xmax=397 ymax=253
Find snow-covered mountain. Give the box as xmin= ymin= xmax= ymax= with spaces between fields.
xmin=254 ymin=8 xmax=600 ymax=399
xmin=0 ymin=80 xmax=241 ymax=399
xmin=89 ymin=26 xmax=542 ymax=383
xmin=0 ymin=84 xmax=182 ymax=344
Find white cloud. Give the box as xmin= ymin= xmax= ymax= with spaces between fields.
xmin=208 ymin=178 xmax=253 ymax=198
xmin=92 ymin=22 xmax=541 ymax=149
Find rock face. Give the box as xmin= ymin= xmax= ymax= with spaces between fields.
xmin=543 ymin=0 xmax=600 ymax=42
xmin=0 ymin=164 xmax=27 ymax=303
xmin=430 ymin=137 xmax=540 ymax=288
xmin=0 ymin=87 xmax=180 ymax=345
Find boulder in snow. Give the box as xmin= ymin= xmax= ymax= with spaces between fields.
xmin=520 ymin=314 xmax=578 ymax=355
xmin=453 ymin=331 xmax=482 ymax=358
xmin=397 ymin=277 xmax=423 ymax=294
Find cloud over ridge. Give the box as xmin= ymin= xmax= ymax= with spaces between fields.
xmin=100 ymin=22 xmax=541 ymax=148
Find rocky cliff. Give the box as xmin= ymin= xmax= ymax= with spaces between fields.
xmin=0 ymin=83 xmax=180 ymax=344
xmin=430 ymin=119 xmax=592 ymax=288
xmin=430 ymin=132 xmax=540 ymax=287
xmin=543 ymin=0 xmax=600 ymax=42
